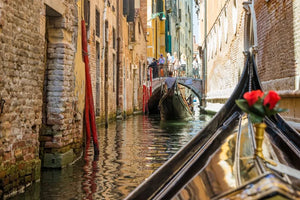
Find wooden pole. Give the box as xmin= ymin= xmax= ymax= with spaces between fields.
xmin=82 ymin=19 xmax=99 ymax=154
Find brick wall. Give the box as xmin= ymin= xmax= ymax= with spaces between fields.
xmin=39 ymin=1 xmax=84 ymax=168
xmin=255 ymin=0 xmax=300 ymax=125
xmin=255 ymin=0 xmax=296 ymax=90
xmin=206 ymin=0 xmax=245 ymax=101
xmin=0 ymin=0 xmax=85 ymax=197
xmin=0 ymin=0 xmax=44 ymax=197
xmin=140 ymin=0 xmax=148 ymax=37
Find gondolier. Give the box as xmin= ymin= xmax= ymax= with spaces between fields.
xmin=159 ymin=71 xmax=193 ymax=121
xmin=164 ymin=71 xmax=176 ymax=91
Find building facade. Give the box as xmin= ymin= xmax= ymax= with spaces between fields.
xmin=0 ymin=0 xmax=147 ymax=198
xmin=147 ymin=0 xmax=166 ymax=60
xmin=195 ymin=0 xmax=300 ymax=130
xmin=0 ymin=0 xmax=86 ymax=197
xmin=166 ymin=0 xmax=193 ymax=75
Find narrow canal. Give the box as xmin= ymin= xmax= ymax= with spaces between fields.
xmin=12 ymin=106 xmax=211 ymax=200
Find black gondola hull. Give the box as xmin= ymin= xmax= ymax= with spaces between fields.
xmin=159 ymin=83 xmax=193 ymax=121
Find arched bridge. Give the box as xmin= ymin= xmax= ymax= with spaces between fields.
xmin=152 ymin=77 xmax=203 ymax=99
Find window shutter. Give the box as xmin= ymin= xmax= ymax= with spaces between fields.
xmin=156 ymin=0 xmax=163 ymax=12
xmin=127 ymin=0 xmax=135 ymax=22
xmin=123 ymin=0 xmax=129 ymax=16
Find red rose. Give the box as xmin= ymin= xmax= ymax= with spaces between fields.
xmin=263 ymin=90 xmax=281 ymax=109
xmin=243 ymin=90 xmax=264 ymax=107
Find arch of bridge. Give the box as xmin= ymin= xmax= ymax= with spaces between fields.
xmin=151 ymin=77 xmax=202 ymax=99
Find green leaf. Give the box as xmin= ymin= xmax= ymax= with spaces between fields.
xmin=274 ymin=108 xmax=288 ymax=113
xmin=249 ymin=113 xmax=264 ymax=123
xmin=251 ymin=102 xmax=265 ymax=117
xmin=236 ymin=100 xmax=251 ymax=113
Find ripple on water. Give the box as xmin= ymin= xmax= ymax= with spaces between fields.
xmin=11 ymin=114 xmax=211 ymax=200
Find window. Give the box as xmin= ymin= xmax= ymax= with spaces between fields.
xmin=113 ymin=54 xmax=116 ymax=92
xmin=156 ymin=0 xmax=163 ymax=12
xmin=127 ymin=0 xmax=135 ymax=22
xmin=232 ymin=0 xmax=237 ymax=35
xmin=224 ymin=9 xmax=228 ymax=43
xmin=139 ymin=62 xmax=142 ymax=86
xmin=179 ymin=9 xmax=182 ymax=22
xmin=218 ymin=19 xmax=222 ymax=50
xmin=84 ymin=0 xmax=90 ymax=31
xmin=138 ymin=22 xmax=141 ymax=34
xmin=96 ymin=9 xmax=100 ymax=37
xmin=123 ymin=0 xmax=129 ymax=16
xmin=113 ymin=27 xmax=116 ymax=49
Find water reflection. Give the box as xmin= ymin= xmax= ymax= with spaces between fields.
xmin=12 ymin=114 xmax=211 ymax=200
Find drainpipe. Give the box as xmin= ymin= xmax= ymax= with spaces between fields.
xmin=201 ymin=0 xmax=207 ymax=108
xmin=103 ymin=0 xmax=108 ymax=128
xmin=102 ymin=1 xmax=108 ymax=60
xmin=116 ymin=0 xmax=121 ymax=116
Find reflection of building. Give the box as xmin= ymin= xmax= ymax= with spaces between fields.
xmin=194 ymin=0 xmax=300 ymax=131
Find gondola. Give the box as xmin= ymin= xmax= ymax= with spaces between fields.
xmin=158 ymin=80 xmax=193 ymax=121
xmin=125 ymin=54 xmax=300 ymax=200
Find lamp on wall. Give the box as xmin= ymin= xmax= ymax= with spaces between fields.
xmin=149 ymin=12 xmax=166 ymax=21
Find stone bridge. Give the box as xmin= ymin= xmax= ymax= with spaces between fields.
xmin=151 ymin=77 xmax=203 ymax=99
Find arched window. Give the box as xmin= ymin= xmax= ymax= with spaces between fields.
xmin=224 ymin=8 xmax=228 ymax=43
xmin=218 ymin=18 xmax=222 ymax=50
xmin=232 ymin=0 xmax=238 ymax=35
xmin=213 ymin=27 xmax=217 ymax=55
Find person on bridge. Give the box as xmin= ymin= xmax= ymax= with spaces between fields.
xmin=158 ymin=54 xmax=166 ymax=77
xmin=148 ymin=58 xmax=158 ymax=78
xmin=179 ymin=54 xmax=187 ymax=77
xmin=164 ymin=71 xmax=176 ymax=92
xmin=167 ymin=53 xmax=173 ymax=75
xmin=173 ymin=52 xmax=180 ymax=77
xmin=192 ymin=56 xmax=199 ymax=79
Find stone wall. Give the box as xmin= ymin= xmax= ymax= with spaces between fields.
xmin=0 ymin=0 xmax=44 ymax=197
xmin=40 ymin=1 xmax=83 ymax=168
xmin=0 ymin=0 xmax=85 ymax=197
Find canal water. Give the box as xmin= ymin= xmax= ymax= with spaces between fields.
xmin=12 ymin=106 xmax=211 ymax=200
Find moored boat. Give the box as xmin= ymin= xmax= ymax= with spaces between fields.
xmin=158 ymin=81 xmax=193 ymax=121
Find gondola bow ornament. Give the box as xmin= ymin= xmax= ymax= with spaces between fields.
xmin=235 ymin=90 xmax=287 ymax=124
xmin=236 ymin=90 xmax=288 ymax=163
